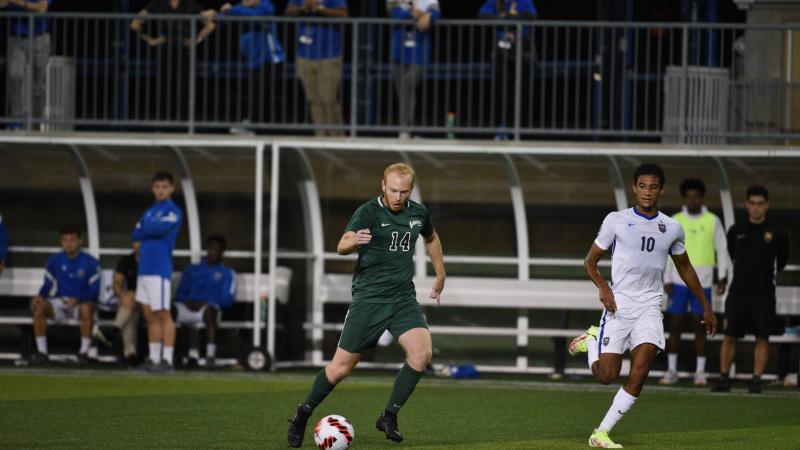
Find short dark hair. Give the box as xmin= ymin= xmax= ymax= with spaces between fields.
xmin=206 ymin=234 xmax=227 ymax=249
xmin=679 ymin=178 xmax=706 ymax=197
xmin=633 ymin=163 xmax=665 ymax=188
xmin=59 ymin=225 xmax=81 ymax=237
xmin=746 ymin=185 xmax=769 ymax=201
xmin=152 ymin=170 xmax=175 ymax=185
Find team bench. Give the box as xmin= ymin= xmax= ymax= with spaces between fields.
xmin=311 ymin=274 xmax=800 ymax=374
xmin=0 ymin=266 xmax=292 ymax=361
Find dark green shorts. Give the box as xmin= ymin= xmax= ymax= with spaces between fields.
xmin=338 ymin=299 xmax=429 ymax=354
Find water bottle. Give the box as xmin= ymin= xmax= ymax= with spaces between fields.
xmin=446 ymin=111 xmax=456 ymax=139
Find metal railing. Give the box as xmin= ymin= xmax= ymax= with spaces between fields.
xmin=3 ymin=13 xmax=800 ymax=142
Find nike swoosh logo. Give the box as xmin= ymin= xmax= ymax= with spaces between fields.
xmin=627 ymin=223 xmax=635 ymax=227
xmin=393 ymin=403 xmax=401 ymax=408
xmin=382 ymin=223 xmax=390 ymax=227
xmin=618 ymin=410 xmax=625 ymax=415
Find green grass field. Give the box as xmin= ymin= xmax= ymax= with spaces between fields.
xmin=1 ymin=369 xmax=799 ymax=449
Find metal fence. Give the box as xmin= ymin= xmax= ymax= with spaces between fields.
xmin=3 ymin=13 xmax=800 ymax=142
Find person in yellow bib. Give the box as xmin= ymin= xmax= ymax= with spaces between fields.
xmin=661 ymin=178 xmax=730 ymax=386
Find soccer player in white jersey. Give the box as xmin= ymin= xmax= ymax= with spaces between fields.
xmin=570 ymin=163 xmax=717 ymax=448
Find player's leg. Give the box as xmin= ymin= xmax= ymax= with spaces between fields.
xmin=30 ymin=297 xmax=54 ymax=360
xmin=571 ymin=310 xmax=626 ymax=385
xmin=591 ymin=342 xmax=658 ymax=448
xmin=376 ymin=301 xmax=433 ymax=442
xmin=77 ymin=302 xmax=94 ymax=362
xmin=690 ymin=288 xmax=711 ymax=385
xmin=202 ymin=305 xmax=219 ymax=369
xmin=153 ymin=276 xmax=175 ymax=368
xmin=714 ymin=298 xmax=745 ymax=392
xmin=288 ymin=347 xmax=361 ymax=448
xmin=137 ymin=276 xmax=163 ymax=366
xmin=176 ymin=301 xmax=205 ymax=365
xmin=661 ymin=286 xmax=689 ymax=384
xmin=288 ymin=301 xmax=383 ymax=448
xmin=748 ymin=300 xmax=773 ymax=393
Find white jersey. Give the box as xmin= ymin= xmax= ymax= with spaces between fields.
xmin=594 ymin=208 xmax=686 ymax=311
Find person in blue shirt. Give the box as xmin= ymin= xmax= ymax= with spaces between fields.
xmin=478 ymin=0 xmax=537 ymax=138
xmin=29 ymin=225 xmax=100 ymax=364
xmin=0 ymin=212 xmax=8 ymax=274
xmin=212 ymin=0 xmax=285 ymax=126
xmin=1 ymin=0 xmax=52 ymax=129
xmin=132 ymin=171 xmax=184 ymax=371
xmin=175 ymin=235 xmax=236 ymax=369
xmin=286 ymin=0 xmax=348 ymax=137
xmin=387 ymin=0 xmax=441 ymax=139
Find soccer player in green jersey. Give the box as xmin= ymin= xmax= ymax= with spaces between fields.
xmin=288 ymin=163 xmax=446 ymax=448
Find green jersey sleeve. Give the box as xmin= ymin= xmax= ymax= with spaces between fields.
xmin=420 ymin=209 xmax=434 ymax=238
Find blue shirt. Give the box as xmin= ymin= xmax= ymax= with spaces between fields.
xmin=39 ymin=251 xmax=101 ymax=302
xmin=479 ymin=0 xmax=536 ymax=41
xmin=388 ymin=0 xmax=441 ymax=66
xmin=0 ymin=213 xmax=7 ymax=262
xmin=222 ymin=0 xmax=285 ymax=68
xmin=176 ymin=258 xmax=236 ymax=309
xmin=132 ymin=199 xmax=183 ymax=279
xmin=289 ymin=0 xmax=347 ymax=60
xmin=8 ymin=0 xmax=52 ymax=37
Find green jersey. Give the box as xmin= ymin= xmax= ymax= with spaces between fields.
xmin=345 ymin=196 xmax=434 ymax=303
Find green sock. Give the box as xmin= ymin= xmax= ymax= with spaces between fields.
xmin=302 ymin=369 xmax=336 ymax=413
xmin=386 ymin=363 xmax=424 ymax=414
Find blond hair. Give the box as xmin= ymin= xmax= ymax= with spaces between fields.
xmin=383 ymin=162 xmax=415 ymax=186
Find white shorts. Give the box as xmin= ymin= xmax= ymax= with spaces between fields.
xmin=135 ymin=276 xmax=172 ymax=312
xmin=597 ymin=306 xmax=665 ymax=354
xmin=46 ymin=297 xmax=80 ymax=323
xmin=175 ymin=302 xmax=221 ymax=325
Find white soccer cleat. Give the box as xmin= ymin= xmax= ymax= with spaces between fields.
xmin=659 ymin=370 xmax=678 ymax=385
xmin=693 ymin=372 xmax=707 ymax=386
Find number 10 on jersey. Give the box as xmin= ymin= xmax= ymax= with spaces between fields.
xmin=640 ymin=236 xmax=655 ymax=252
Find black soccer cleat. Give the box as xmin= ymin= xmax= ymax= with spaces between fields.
xmin=287 ymin=405 xmax=311 ymax=448
xmin=376 ymin=411 xmax=403 ymax=443
xmin=28 ymin=352 xmax=50 ymax=366
xmin=710 ymin=379 xmax=730 ymax=393
xmin=748 ymin=379 xmax=762 ymax=394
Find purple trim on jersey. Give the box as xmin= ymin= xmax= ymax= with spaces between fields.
xmin=632 ymin=207 xmax=659 ymax=220
xmin=598 ymin=310 xmax=608 ymax=353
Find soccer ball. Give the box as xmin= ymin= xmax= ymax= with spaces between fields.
xmin=313 ymin=415 xmax=355 ymax=450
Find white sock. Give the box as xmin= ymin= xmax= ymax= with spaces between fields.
xmin=587 ymin=337 xmax=599 ymax=370
xmin=696 ymin=356 xmax=706 ymax=374
xmin=149 ymin=342 xmax=162 ymax=364
xmin=79 ymin=337 xmax=92 ymax=355
xmin=36 ymin=336 xmax=48 ymax=354
xmin=163 ymin=346 xmax=174 ymax=365
xmin=667 ymin=353 xmax=678 ymax=373
xmin=598 ymin=387 xmax=637 ymax=432
xmin=206 ymin=343 xmax=216 ymax=359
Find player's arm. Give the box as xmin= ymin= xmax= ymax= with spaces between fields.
xmin=584 ymin=243 xmax=616 ymax=312
xmin=671 ymin=252 xmax=717 ymax=336
xmin=337 ymin=229 xmax=371 ymax=255
xmin=424 ymin=231 xmax=445 ymax=305
xmin=82 ymin=263 xmax=101 ymax=303
xmin=313 ymin=0 xmax=348 ymax=17
xmin=713 ymin=216 xmax=729 ymax=295
xmin=131 ymin=9 xmax=166 ymax=46
xmin=5 ymin=0 xmax=48 ymax=12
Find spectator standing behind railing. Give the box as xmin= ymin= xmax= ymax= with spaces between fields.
xmin=712 ymin=186 xmax=789 ymax=394
xmin=0 ymin=212 xmax=7 ymax=274
xmin=94 ymin=241 xmax=142 ymax=367
xmin=285 ymin=0 xmax=348 ymax=137
xmin=387 ymin=0 xmax=440 ymax=139
xmin=175 ymin=235 xmax=236 ymax=370
xmin=478 ymin=0 xmax=536 ymax=140
xmin=211 ymin=0 xmax=285 ymax=127
xmin=130 ymin=0 xmax=215 ymax=122
xmin=2 ymin=0 xmax=51 ymax=130
xmin=29 ymin=225 xmax=100 ymax=365
xmin=132 ymin=171 xmax=183 ymax=372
